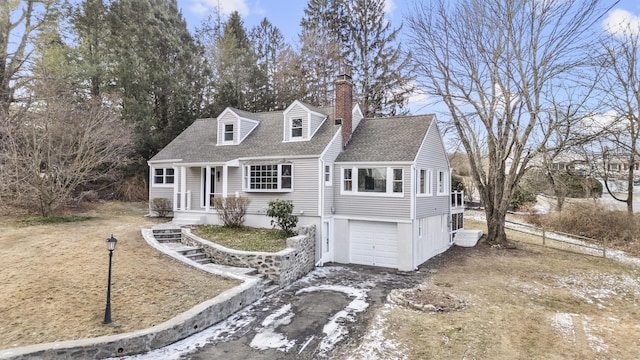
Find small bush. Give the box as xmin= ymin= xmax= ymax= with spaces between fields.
xmin=266 ymin=199 xmax=298 ymax=236
xmin=114 ymin=173 xmax=148 ymax=201
xmin=151 ymin=198 xmax=172 ymax=218
xmin=510 ymin=185 xmax=537 ymax=210
xmin=212 ymin=196 xmax=249 ymax=227
xmin=451 ymin=175 xmax=465 ymax=192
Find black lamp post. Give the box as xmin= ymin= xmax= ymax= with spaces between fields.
xmin=104 ymin=234 xmax=117 ymax=324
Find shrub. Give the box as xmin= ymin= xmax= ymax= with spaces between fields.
xmin=150 ymin=198 xmax=172 ymax=218
xmin=527 ymin=203 xmax=640 ymax=246
xmin=451 ymin=175 xmax=465 ymax=192
xmin=510 ymin=185 xmax=537 ymax=210
xmin=266 ymin=199 xmax=298 ymax=236
xmin=212 ymin=196 xmax=250 ymax=227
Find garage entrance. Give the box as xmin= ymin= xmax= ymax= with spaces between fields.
xmin=350 ymin=221 xmax=398 ymax=268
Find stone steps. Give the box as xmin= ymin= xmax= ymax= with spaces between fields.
xmin=177 ymin=247 xmax=212 ymax=265
xmin=152 ymin=228 xmax=182 ymax=244
xmin=151 ymin=226 xmax=280 ymax=295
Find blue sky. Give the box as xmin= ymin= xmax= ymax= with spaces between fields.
xmin=175 ymin=0 xmax=401 ymax=43
xmin=175 ymin=0 xmax=640 ymax=43
xmin=174 ymin=0 xmax=640 ymax=114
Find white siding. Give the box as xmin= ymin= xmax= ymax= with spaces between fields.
xmin=352 ymin=106 xmax=363 ymax=131
xmin=283 ymin=105 xmax=308 ymax=142
xmin=186 ymin=167 xmax=201 ymax=209
xmin=414 ymin=122 xmax=450 ymax=219
xmin=149 ymin=187 xmax=173 ymax=205
xmin=309 ymin=111 xmax=325 ymax=137
xmin=321 ymin=129 xmax=343 ymax=216
xmin=238 ymin=119 xmax=259 ymax=141
xmin=217 ymin=112 xmax=238 ymax=145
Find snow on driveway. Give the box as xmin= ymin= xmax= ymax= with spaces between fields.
xmin=114 ymin=265 xmax=421 ymax=359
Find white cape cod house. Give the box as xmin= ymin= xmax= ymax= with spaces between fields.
xmin=148 ymin=74 xmax=458 ymax=271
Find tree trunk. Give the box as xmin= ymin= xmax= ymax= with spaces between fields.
xmin=485 ymin=207 xmax=508 ymax=246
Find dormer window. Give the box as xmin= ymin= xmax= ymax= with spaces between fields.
xmin=291 ymin=118 xmax=303 ymax=138
xmin=224 ymin=124 xmax=234 ymax=141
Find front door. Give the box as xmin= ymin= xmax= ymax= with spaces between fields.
xmin=201 ymin=167 xmax=216 ymax=208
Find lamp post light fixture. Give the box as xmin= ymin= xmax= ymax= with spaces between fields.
xmin=103 ymin=234 xmax=117 ymax=324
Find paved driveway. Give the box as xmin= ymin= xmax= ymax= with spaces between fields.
xmin=121 ymin=265 xmax=429 ymax=360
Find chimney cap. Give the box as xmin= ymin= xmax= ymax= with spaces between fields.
xmin=336 ymin=73 xmax=352 ymax=82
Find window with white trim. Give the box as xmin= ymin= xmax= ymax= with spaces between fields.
xmin=392 ymin=169 xmax=403 ymax=193
xmin=153 ymin=167 xmax=174 ymax=185
xmin=224 ymin=124 xmax=234 ymax=141
xmin=291 ymin=118 xmax=303 ymax=138
xmin=244 ymin=164 xmax=293 ymax=191
xmin=324 ymin=165 xmax=332 ymax=185
xmin=437 ymin=170 xmax=448 ymax=195
xmin=418 ymin=168 xmax=433 ymax=195
xmin=343 ymin=168 xmax=353 ymax=191
xmin=342 ymin=167 xmax=404 ymax=195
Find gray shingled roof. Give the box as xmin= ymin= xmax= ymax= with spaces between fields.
xmin=150 ymin=107 xmax=434 ymax=164
xmin=335 ymin=115 xmax=434 ymax=162
xmin=149 ymin=106 xmax=338 ymax=163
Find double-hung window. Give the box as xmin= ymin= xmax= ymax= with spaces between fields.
xmin=244 ymin=164 xmax=293 ymax=191
xmin=418 ymin=168 xmax=433 ymax=196
xmin=224 ymin=124 xmax=234 ymax=142
xmin=343 ymin=168 xmax=353 ymax=191
xmin=437 ymin=170 xmax=448 ymax=195
xmin=291 ymin=118 xmax=303 ymax=138
xmin=324 ymin=165 xmax=332 ymax=185
xmin=153 ymin=168 xmax=174 ymax=186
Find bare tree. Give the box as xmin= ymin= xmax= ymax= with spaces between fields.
xmin=1 ymin=1 xmax=56 ymax=116
xmin=406 ymin=0 xmax=616 ymax=246
xmin=1 ymin=88 xmax=132 ymax=216
xmin=594 ymin=21 xmax=640 ymax=215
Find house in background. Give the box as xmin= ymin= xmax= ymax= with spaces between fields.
xmin=148 ymin=74 xmax=458 ymax=271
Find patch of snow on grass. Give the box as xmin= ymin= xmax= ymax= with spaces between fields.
xmin=345 ymin=303 xmax=406 ymax=360
xmin=296 ymin=284 xmax=370 ymax=356
xmin=556 ymin=272 xmax=640 ymax=308
xmin=582 ymin=316 xmax=609 ymax=353
xmin=249 ymin=303 xmax=296 ymax=352
xmin=550 ymin=313 xmax=576 ymax=344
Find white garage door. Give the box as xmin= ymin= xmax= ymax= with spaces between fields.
xmin=350 ymin=221 xmax=398 ymax=268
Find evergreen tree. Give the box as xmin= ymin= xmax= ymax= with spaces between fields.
xmin=107 ymin=0 xmax=205 ymax=162
xmin=69 ymin=0 xmax=111 ymax=99
xmin=347 ymin=0 xmax=414 ymax=117
xmin=213 ymin=11 xmax=268 ymax=113
xmin=250 ymin=18 xmax=286 ymax=110
xmin=298 ymin=0 xmax=348 ymax=106
xmin=298 ymin=0 xmax=413 ymax=113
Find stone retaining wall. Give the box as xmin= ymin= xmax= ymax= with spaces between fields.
xmin=182 ymin=225 xmax=316 ymax=286
xmin=0 ymin=278 xmax=262 ymax=360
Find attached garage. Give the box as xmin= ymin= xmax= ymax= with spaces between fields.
xmin=350 ymin=221 xmax=398 ymax=268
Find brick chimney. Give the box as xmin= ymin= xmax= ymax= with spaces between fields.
xmin=335 ymin=74 xmax=353 ymax=148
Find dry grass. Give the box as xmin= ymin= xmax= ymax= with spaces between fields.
xmin=373 ymin=239 xmax=640 ymax=359
xmin=191 ymin=225 xmax=288 ymax=252
xmin=0 ymin=202 xmax=239 ymax=350
xmin=526 ymin=203 xmax=640 ymax=248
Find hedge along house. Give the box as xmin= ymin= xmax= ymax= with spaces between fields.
xmin=148 ymin=74 xmax=457 ymax=271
